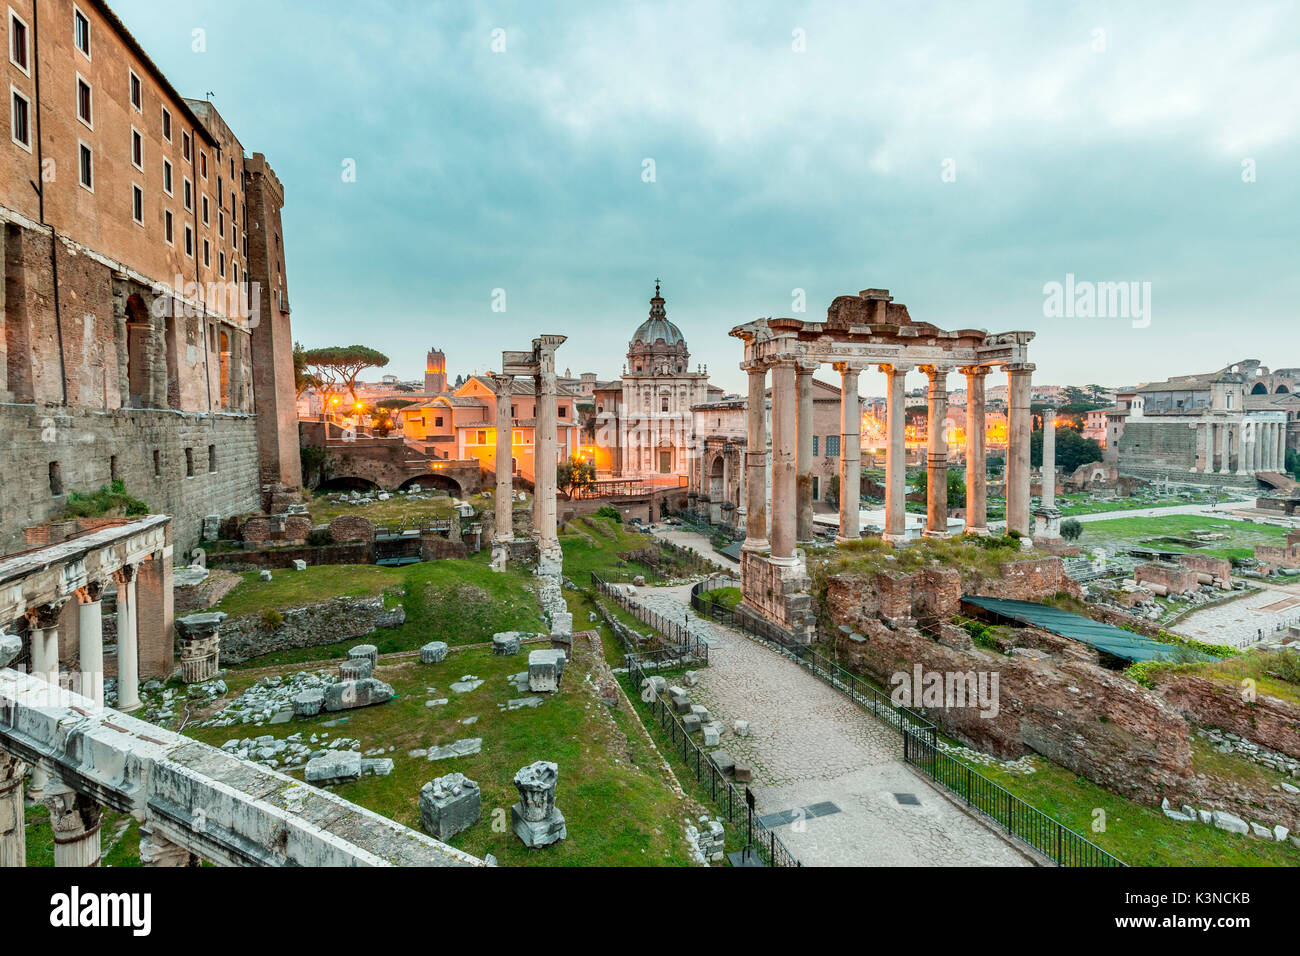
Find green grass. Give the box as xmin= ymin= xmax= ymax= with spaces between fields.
xmin=1143 ymin=648 xmax=1300 ymax=706
xmin=213 ymin=564 xmax=401 ymax=619
xmin=25 ymin=806 xmax=142 ymax=867
xmin=698 ymin=586 xmax=742 ymax=611
xmin=1078 ymin=513 xmax=1290 ymax=561
xmin=185 ymin=640 xmax=695 ymax=866
xmin=308 ymin=491 xmax=500 ymax=527
xmin=1054 ymin=491 xmax=1229 ymax=517
xmin=558 ymin=515 xmax=661 ymax=583
xmin=966 ymin=740 xmax=1299 ymax=866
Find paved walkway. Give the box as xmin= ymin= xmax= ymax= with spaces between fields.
xmin=1170 ymin=578 xmax=1300 ymax=647
xmin=650 ymin=524 xmax=738 ymax=566
xmin=632 ymin=584 xmax=1032 ymax=866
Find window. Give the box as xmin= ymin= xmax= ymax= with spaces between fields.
xmin=660 ymin=396 xmax=669 ymax=412
xmin=433 ymin=415 xmax=444 ymax=427
xmin=131 ymin=127 xmax=143 ymax=169
xmin=184 ymin=223 xmax=193 ymax=257
xmin=182 ymin=130 xmax=191 ymax=162
xmin=131 ymin=184 xmax=143 ymax=224
xmin=513 ymin=429 xmax=522 ymax=445
xmin=9 ymin=9 xmax=28 ymax=73
xmin=812 ymin=435 xmax=819 ymax=456
xmin=201 ymin=195 xmax=209 ymax=225
xmin=74 ymin=6 xmax=90 ymax=57
xmin=161 ymin=105 xmax=171 ymax=142
xmin=49 ymin=461 xmax=63 ymax=496
xmin=164 ymin=209 xmax=173 ymax=245
xmin=208 ymin=445 xmax=217 ymax=473
xmin=218 ymin=250 xmax=225 ymax=277
xmin=184 ymin=447 xmax=194 ymax=477
xmin=218 ymin=210 xmax=224 ymax=238
xmin=476 ymin=430 xmax=487 ymax=445
xmin=812 ymin=476 xmax=820 ymax=501
xmin=162 ymin=157 xmax=173 ymax=195
xmin=183 ymin=176 xmax=192 ymax=211
xmin=110 ymin=455 xmax=119 ymax=482
xmin=152 ymin=449 xmax=161 ymax=477
xmin=78 ymin=142 xmax=93 ymax=189
xmin=199 ymin=150 xmax=207 ymax=178
xmin=825 ymin=435 xmax=841 ymax=457
xmin=217 ymin=175 xmax=223 ymax=204
xmin=202 ymin=238 xmax=210 ymax=267
xmin=10 ymin=87 xmax=30 ymax=151
xmin=76 ymin=75 xmax=93 ymax=127
xmin=128 ymin=69 xmax=141 ymax=110
xmin=558 ymin=406 xmax=566 ymax=418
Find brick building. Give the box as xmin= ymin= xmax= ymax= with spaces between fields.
xmin=1 ymin=0 xmax=299 ymax=555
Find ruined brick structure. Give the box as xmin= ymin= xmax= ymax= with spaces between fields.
xmin=1 ymin=0 xmax=299 ymax=556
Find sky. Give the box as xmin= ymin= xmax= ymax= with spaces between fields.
xmin=114 ymin=0 xmax=1300 ymax=397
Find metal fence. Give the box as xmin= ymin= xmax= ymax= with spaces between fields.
xmin=688 ymin=577 xmax=1125 ymax=867
xmin=591 ymin=572 xmax=710 ymax=666
xmin=625 ymin=652 xmax=800 ymax=867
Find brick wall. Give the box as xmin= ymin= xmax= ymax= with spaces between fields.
xmin=1135 ymin=562 xmax=1200 ymax=593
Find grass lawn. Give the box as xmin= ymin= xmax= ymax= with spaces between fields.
xmin=307 ymin=491 xmax=501 ymax=527
xmin=184 ymin=638 xmax=696 ymax=866
xmin=559 ymin=515 xmax=662 ymax=583
xmin=25 ymin=806 xmax=142 ymax=867
xmin=1054 ymin=492 xmax=1224 ymax=517
xmin=1148 ymin=649 xmax=1300 ymax=707
xmin=1078 ymin=513 xmax=1291 ymax=561
xmin=216 ymin=553 xmax=546 ymax=669
xmin=957 ymin=737 xmax=1298 ymax=866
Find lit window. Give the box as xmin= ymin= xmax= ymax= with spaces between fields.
xmin=199 ymin=150 xmax=207 ymax=178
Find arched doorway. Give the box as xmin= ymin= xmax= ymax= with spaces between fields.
xmin=1251 ymin=383 xmax=1269 ymax=395
xmin=709 ymin=455 xmax=725 ymax=524
xmin=316 ymin=476 xmax=381 ymax=493
xmin=399 ymin=473 xmax=462 ymax=496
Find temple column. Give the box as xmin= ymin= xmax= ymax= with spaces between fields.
xmin=922 ymin=365 xmax=951 ymax=538
xmin=1275 ymin=422 xmax=1286 ymax=471
xmin=1041 ymin=409 xmax=1057 ymax=509
xmin=742 ymin=361 xmax=769 ymax=552
xmin=1260 ymin=423 xmax=1271 ymax=471
xmin=114 ymin=566 xmax=141 ymax=713
xmin=532 ymin=335 xmax=566 ymax=575
xmin=139 ymin=826 xmax=201 ymax=867
xmin=795 ymin=363 xmax=815 ymax=545
xmin=77 ymin=584 xmax=105 ymax=707
xmin=0 ymin=752 xmax=25 ymax=867
xmin=25 ymin=602 xmax=64 ymax=800
xmin=962 ymin=366 xmax=989 ymax=535
xmin=835 ymin=361 xmax=862 ymax=544
xmin=769 ymin=357 xmax=798 ymax=564
xmin=489 ymin=372 xmax=514 ymax=570
xmin=44 ymin=786 xmax=103 ymax=867
xmin=1218 ymin=423 xmax=1233 ymax=474
xmin=1190 ymin=422 xmax=1204 ymax=473
xmin=1006 ymin=363 xmax=1034 ymax=538
xmin=1251 ymin=422 xmax=1262 ymax=472
xmin=882 ymin=362 xmax=912 ymax=544
xmin=1236 ymin=421 xmax=1251 ymax=475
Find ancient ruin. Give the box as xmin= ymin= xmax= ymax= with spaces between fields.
xmin=729 ymin=287 xmax=1035 ymax=641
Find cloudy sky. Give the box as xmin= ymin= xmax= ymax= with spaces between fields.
xmin=116 ymin=0 xmax=1299 ymax=396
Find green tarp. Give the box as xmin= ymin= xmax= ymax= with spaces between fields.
xmin=960 ymin=595 xmax=1209 ymax=663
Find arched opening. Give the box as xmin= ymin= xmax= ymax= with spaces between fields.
xmin=125 ymin=294 xmax=150 ymax=407
xmin=218 ymin=330 xmax=231 ymax=408
xmin=709 ymin=455 xmax=725 ymax=523
xmin=1276 ymin=385 xmax=1291 ymax=394
xmin=1251 ymin=383 xmax=1269 ymax=394
xmin=316 ymin=475 xmax=381 ymax=493
xmin=406 ymin=473 xmax=461 ymax=495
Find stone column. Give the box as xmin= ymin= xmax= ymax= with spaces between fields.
xmin=962 ymin=366 xmax=989 ymax=535
xmin=1041 ymin=408 xmax=1057 ymax=509
xmin=922 ymin=365 xmax=950 ymax=538
xmin=114 ymin=566 xmax=141 ymax=713
xmin=139 ymin=826 xmax=201 ymax=867
xmin=1005 ymin=364 xmax=1034 ymax=538
xmin=532 ymin=335 xmax=566 ymax=577
xmin=1259 ymin=423 xmax=1271 ymax=471
xmin=0 ymin=752 xmax=25 ymax=867
xmin=44 ymin=787 xmax=103 ymax=867
xmin=769 ymin=357 xmax=798 ymax=564
xmin=1273 ymin=421 xmax=1285 ymax=471
xmin=26 ymin=604 xmax=64 ymax=802
xmin=1236 ymin=421 xmax=1250 ymax=476
xmin=795 ymin=363 xmax=815 ymax=545
xmin=489 ymin=372 xmax=514 ymax=570
xmin=77 ymin=584 xmax=105 ymax=707
xmin=1191 ymin=422 xmax=1204 ymax=473
xmin=176 ymin=611 xmax=226 ymax=683
xmin=882 ymin=363 xmax=911 ymax=544
xmin=1218 ymin=423 xmax=1233 ymax=474
xmin=742 ymin=361 xmax=769 ymax=552
xmin=835 ymin=361 xmax=862 ymax=544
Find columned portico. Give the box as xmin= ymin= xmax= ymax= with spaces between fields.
xmin=489 ymin=371 xmax=515 ymax=571
xmin=114 ymin=565 xmax=141 ymax=713
xmin=835 ymin=361 xmax=863 ymax=543
xmin=795 ymin=363 xmax=815 ymax=545
xmin=962 ymin=365 xmax=989 ymax=535
xmin=882 ymin=362 xmax=912 ymax=544
xmin=742 ymin=360 xmax=769 ymax=552
xmin=769 ymin=356 xmax=799 ymax=565
xmin=1006 ymin=363 xmax=1034 ymax=538
xmin=921 ymin=365 xmax=951 ymax=538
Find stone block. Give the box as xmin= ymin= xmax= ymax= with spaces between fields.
xmin=420 ymin=641 xmax=449 ymax=664
xmin=511 ymin=761 xmax=566 ymax=848
xmin=1211 ymin=810 xmax=1249 ymax=834
xmin=641 ymin=675 xmax=667 ymax=695
xmin=293 ymin=689 xmax=324 ymax=718
xmin=324 ymin=677 xmax=394 ymax=712
xmin=709 ymin=750 xmax=735 ymax=777
xmin=733 ymin=763 xmax=752 ymax=783
xmin=292 ymin=559 xmax=308 ymax=571
xmin=703 ymin=723 xmax=721 ymax=747
xmin=348 ymin=644 xmax=378 ymax=668
xmin=682 ymin=714 xmax=702 ymax=733
xmin=733 ymin=719 xmax=750 ymax=737
xmin=339 ymin=658 xmax=373 ymax=681
xmin=305 ymin=749 xmax=362 ymax=785
xmin=683 ymin=670 xmax=698 ymax=687
xmin=528 ymin=649 xmax=566 ymax=693
xmin=672 ymin=696 xmax=692 ymax=715
xmin=419 ymin=772 xmax=482 ymax=841
xmin=492 ymin=632 xmax=523 ymax=656
xmin=259 ymin=569 xmax=273 ymax=582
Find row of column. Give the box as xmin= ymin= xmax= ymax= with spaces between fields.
xmin=742 ymin=358 xmax=1034 ymax=556
xmin=1193 ymin=420 xmax=1287 ymax=475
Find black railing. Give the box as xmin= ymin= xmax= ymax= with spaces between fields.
xmin=625 ymin=652 xmax=800 ymax=868
xmin=687 ymin=578 xmax=1125 ymax=868
xmin=591 ymin=572 xmax=709 ymax=666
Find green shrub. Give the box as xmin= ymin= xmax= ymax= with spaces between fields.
xmin=61 ymin=480 xmax=149 ymax=519
xmin=261 ymin=609 xmax=285 ymax=630
xmin=594 ymin=506 xmax=623 ymax=524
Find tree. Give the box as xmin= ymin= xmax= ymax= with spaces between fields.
xmin=1286 ymin=448 xmax=1300 ymax=481
xmin=1030 ymin=428 xmax=1103 ymax=473
xmin=300 ymin=345 xmax=390 ymax=406
xmin=1061 ymin=518 xmax=1084 ymax=541
xmin=293 ymin=341 xmax=321 ymax=399
xmin=557 ymin=455 xmax=596 ymax=496
xmin=824 ymin=474 xmax=840 ymax=509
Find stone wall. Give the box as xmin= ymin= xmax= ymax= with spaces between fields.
xmin=1117 ymin=420 xmax=1254 ymax=488
xmin=0 ymin=403 xmax=259 ymax=557
xmin=1177 ymin=554 xmax=1233 ymax=580
xmin=218 ymin=594 xmax=405 ymax=665
xmin=1135 ymin=562 xmax=1201 ymax=593
xmin=738 ymin=550 xmax=815 ymax=642
xmin=328 ymin=515 xmax=375 ymax=543
xmin=1156 ymin=673 xmax=1300 ymax=761
xmin=206 ymin=543 xmax=372 ymax=571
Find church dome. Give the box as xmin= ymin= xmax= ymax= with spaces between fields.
xmin=630 ymin=282 xmax=686 ymax=348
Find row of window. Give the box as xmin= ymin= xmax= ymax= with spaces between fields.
xmin=47 ymin=445 xmax=217 ymax=497
xmin=811 ymin=435 xmax=842 ymax=457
